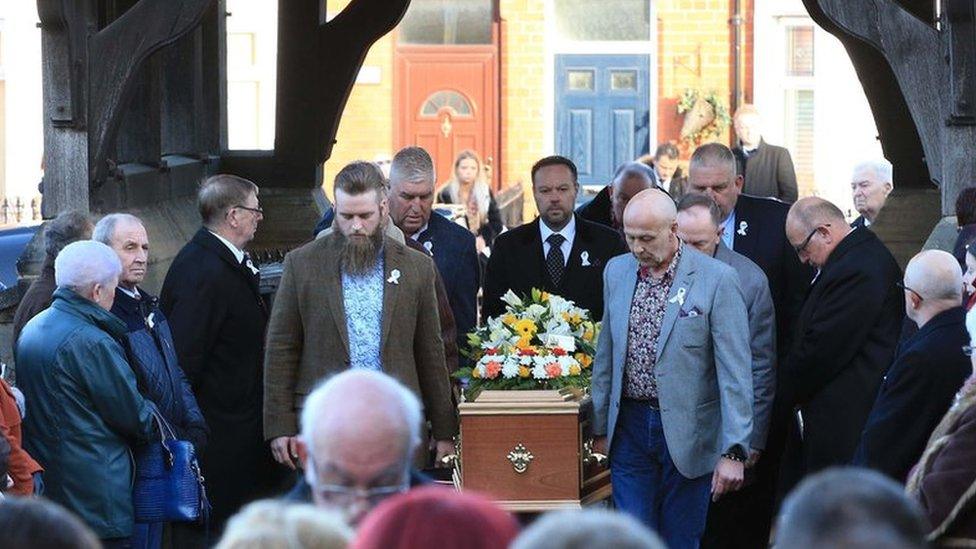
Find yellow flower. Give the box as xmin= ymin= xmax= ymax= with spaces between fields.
xmin=514 ymin=319 xmax=537 ymax=337
xmin=540 ymin=291 xmax=550 ymax=302
xmin=516 ymin=335 xmax=534 ymax=350
xmin=471 ymin=367 xmax=481 ymax=379
xmin=569 ymin=364 xmax=581 ymax=376
xmin=502 ymin=314 xmax=518 ymax=326
xmin=518 ymin=366 xmax=531 ymax=378
xmin=575 ymin=353 xmax=593 ymax=369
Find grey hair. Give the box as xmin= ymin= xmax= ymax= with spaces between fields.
xmin=390 ymin=146 xmax=435 ymax=188
xmin=775 ymin=467 xmax=928 ymax=549
xmin=54 ymin=240 xmax=122 ymax=293
xmin=852 ymin=158 xmax=894 ymax=188
xmin=43 ymin=211 xmax=93 ymax=261
xmin=612 ymin=161 xmax=658 ymax=189
xmin=300 ymin=370 xmax=422 ymax=462
xmin=92 ymin=213 xmax=143 ymax=246
xmin=677 ymin=193 xmax=723 ymax=227
xmin=689 ymin=142 xmax=737 ymax=181
xmin=512 ymin=509 xmax=666 ymax=549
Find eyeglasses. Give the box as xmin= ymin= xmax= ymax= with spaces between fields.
xmin=963 ymin=345 xmax=973 ymax=357
xmin=308 ymin=482 xmax=408 ymax=507
xmin=794 ymin=224 xmax=830 ymax=254
xmin=896 ymin=281 xmax=924 ymax=302
xmin=233 ymin=204 xmax=264 ymax=215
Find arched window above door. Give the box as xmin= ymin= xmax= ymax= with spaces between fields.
xmin=420 ymin=90 xmax=474 ymax=117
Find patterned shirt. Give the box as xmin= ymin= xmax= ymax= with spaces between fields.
xmin=341 ymin=257 xmax=385 ymax=371
xmin=624 ymin=245 xmax=683 ymax=400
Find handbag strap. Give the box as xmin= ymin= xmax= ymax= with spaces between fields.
xmin=149 ymin=405 xmax=178 ymax=443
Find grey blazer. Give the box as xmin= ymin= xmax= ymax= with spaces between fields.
xmin=715 ymin=242 xmax=776 ymax=450
xmin=591 ymin=245 xmax=753 ymax=479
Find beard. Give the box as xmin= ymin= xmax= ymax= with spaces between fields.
xmin=340 ymin=223 xmax=386 ymax=275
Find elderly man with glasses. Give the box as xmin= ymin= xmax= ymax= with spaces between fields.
xmin=288 ymin=370 xmax=430 ymax=526
xmin=779 ymin=197 xmax=903 ymax=487
xmin=854 ymin=250 xmax=971 ymax=481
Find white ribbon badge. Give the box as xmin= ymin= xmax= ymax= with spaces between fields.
xmin=737 ymin=220 xmax=749 ymax=237
xmin=423 ymin=240 xmax=433 ymax=254
xmin=387 ymin=269 xmax=401 ymax=285
xmin=668 ymin=287 xmax=687 ymax=307
xmin=581 ymin=251 xmax=591 ymax=267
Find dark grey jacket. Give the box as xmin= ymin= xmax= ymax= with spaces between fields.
xmin=733 ymin=140 xmax=798 ymax=203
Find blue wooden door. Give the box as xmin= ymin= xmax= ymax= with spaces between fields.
xmin=555 ymin=54 xmax=650 ymax=185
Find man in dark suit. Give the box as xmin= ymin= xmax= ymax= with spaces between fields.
xmin=732 ymin=105 xmax=798 ymax=203
xmin=160 ymin=174 xmax=285 ymax=540
xmin=484 ymin=156 xmax=627 ymax=321
xmin=850 ymin=158 xmax=894 ymax=229
xmin=314 ymin=147 xmax=479 ymax=352
xmin=577 ymin=157 xmax=667 ymax=231
xmin=264 ymin=161 xmax=457 ymax=472
xmin=782 ymin=197 xmax=904 ymax=477
xmin=854 ymin=250 xmax=971 ymax=481
xmin=686 ymin=143 xmax=812 ymax=549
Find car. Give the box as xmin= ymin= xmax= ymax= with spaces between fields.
xmin=0 ymin=224 xmax=41 ymax=290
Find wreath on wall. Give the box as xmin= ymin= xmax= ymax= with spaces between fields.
xmin=677 ymin=89 xmax=731 ymax=145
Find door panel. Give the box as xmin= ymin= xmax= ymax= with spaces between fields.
xmin=556 ymin=54 xmax=650 ymax=185
xmin=396 ymin=49 xmax=498 ymax=189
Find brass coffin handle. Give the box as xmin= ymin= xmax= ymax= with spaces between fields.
xmin=507 ymin=442 xmax=535 ymax=474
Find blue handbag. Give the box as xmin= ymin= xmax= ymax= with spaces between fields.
xmin=133 ymin=410 xmax=210 ymax=523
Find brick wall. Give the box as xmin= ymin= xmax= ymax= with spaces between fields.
xmin=321 ymin=0 xmax=395 ymax=199
xmin=656 ymin=0 xmax=738 ymax=159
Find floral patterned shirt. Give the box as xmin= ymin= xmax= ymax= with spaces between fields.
xmin=623 ymin=245 xmax=683 ymax=401
xmin=341 ymin=257 xmax=385 ymax=371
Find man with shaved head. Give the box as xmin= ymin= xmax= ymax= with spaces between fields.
xmin=854 ymin=250 xmax=971 ymax=480
xmin=576 ymin=160 xmax=665 ymax=231
xmin=591 ymin=188 xmax=753 ymax=548
xmin=781 ymin=197 xmax=903 ymax=483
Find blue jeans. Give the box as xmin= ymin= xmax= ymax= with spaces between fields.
xmin=611 ymin=399 xmax=711 ymax=549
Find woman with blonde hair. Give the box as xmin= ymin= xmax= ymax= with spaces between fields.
xmin=216 ymin=500 xmax=353 ymax=549
xmin=438 ymin=150 xmax=503 ymax=254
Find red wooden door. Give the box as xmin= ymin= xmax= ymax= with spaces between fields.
xmin=394 ymin=2 xmax=500 ymax=190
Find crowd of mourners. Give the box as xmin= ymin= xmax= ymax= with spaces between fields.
xmin=1 ymin=105 xmax=976 ymax=549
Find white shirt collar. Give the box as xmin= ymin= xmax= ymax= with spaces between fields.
xmin=118 ymin=286 xmax=140 ymax=299
xmin=209 ymin=230 xmax=246 ymax=263
xmin=539 ymin=215 xmax=576 ymax=246
xmin=409 ymin=221 xmax=430 ymax=241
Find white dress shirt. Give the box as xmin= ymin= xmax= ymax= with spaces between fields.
xmin=209 ymin=230 xmax=246 ymax=263
xmin=539 ymin=215 xmax=576 ymax=267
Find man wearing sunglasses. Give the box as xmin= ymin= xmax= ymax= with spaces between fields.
xmin=854 ymin=250 xmax=971 ymax=481
xmin=780 ymin=197 xmax=903 ymax=485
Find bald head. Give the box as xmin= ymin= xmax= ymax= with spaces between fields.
xmin=904 ymin=250 xmax=962 ymax=324
xmin=786 ymin=197 xmax=851 ymax=269
xmin=623 ymin=189 xmax=679 ymax=271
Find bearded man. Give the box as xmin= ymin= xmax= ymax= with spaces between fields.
xmin=263 ymin=161 xmax=458 ymax=473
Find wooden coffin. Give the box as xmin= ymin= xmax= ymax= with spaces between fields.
xmin=457 ymin=389 xmax=611 ymax=512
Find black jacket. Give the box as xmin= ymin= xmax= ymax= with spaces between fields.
xmin=731 ymin=194 xmax=815 ymax=362
xmin=733 ymin=140 xmax=798 ymax=203
xmin=160 ymin=228 xmax=284 ymax=529
xmin=853 ymin=307 xmax=971 ymax=481
xmin=576 ymin=186 xmax=614 ymax=230
xmin=111 ymin=287 xmax=208 ymax=450
xmin=781 ymin=227 xmax=904 ymax=473
xmin=483 ymin=216 xmax=627 ymax=321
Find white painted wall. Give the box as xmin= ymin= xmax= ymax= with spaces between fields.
xmin=225 ymin=0 xmax=277 ymax=151
xmin=754 ymin=0 xmax=882 ymax=217
xmin=0 ymin=2 xmax=43 ymax=213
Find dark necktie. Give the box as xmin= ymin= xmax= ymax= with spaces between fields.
xmin=546 ymin=233 xmax=566 ymax=287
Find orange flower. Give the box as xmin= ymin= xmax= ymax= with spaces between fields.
xmin=575 ymin=353 xmax=593 ymax=369
xmin=518 ymin=366 xmax=531 ymax=378
xmin=551 ymin=347 xmax=567 ymax=357
xmin=516 ymin=335 xmax=534 ymax=350
xmin=485 ymin=361 xmax=502 ymax=379
xmin=545 ymin=363 xmax=562 ymax=378
xmin=569 ymin=364 xmax=581 ymax=376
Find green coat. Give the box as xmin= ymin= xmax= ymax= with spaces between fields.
xmin=16 ymin=287 xmax=156 ymax=538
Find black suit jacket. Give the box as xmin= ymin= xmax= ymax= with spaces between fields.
xmin=483 ymin=216 xmax=627 ymax=321
xmin=781 ymin=227 xmax=904 ymax=473
xmin=160 ymin=228 xmax=283 ymax=527
xmin=732 ymin=194 xmax=814 ymax=362
xmin=415 ymin=212 xmax=480 ymax=346
xmin=853 ymin=307 xmax=971 ymax=481
xmin=576 ymin=186 xmax=614 ymax=230
xmin=733 ymin=140 xmax=798 ymax=203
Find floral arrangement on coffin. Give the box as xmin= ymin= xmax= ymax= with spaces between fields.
xmin=456 ymin=288 xmax=600 ymax=400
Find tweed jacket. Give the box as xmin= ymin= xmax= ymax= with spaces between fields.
xmin=263 ymin=233 xmax=458 ymax=441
